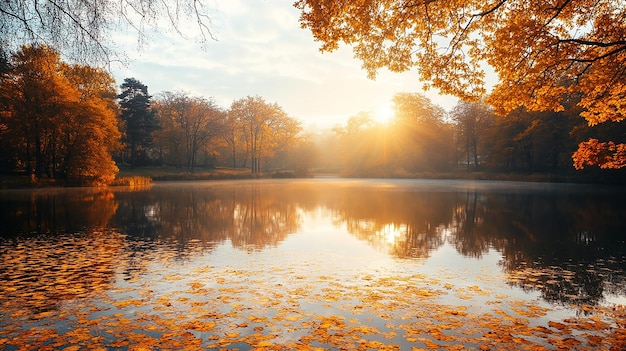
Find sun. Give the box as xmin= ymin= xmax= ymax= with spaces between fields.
xmin=373 ymin=103 xmax=395 ymax=124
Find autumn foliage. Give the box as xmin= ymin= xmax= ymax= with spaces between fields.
xmin=0 ymin=46 xmax=306 ymax=185
xmin=0 ymin=45 xmax=121 ymax=185
xmin=228 ymin=96 xmax=302 ymax=174
xmin=573 ymin=138 xmax=626 ymax=169
xmin=295 ymin=0 xmax=626 ymax=169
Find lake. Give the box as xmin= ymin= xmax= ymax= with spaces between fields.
xmin=1 ymin=178 xmax=625 ymax=350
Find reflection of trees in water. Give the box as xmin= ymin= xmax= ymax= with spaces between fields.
xmin=508 ymin=265 xmax=608 ymax=308
xmin=453 ymin=190 xmax=626 ymax=307
xmin=113 ymin=191 xmax=162 ymax=239
xmin=326 ymin=188 xmax=451 ymax=259
xmin=0 ymin=188 xmax=118 ymax=237
xmin=112 ymin=183 xmax=312 ymax=252
xmin=0 ymin=189 xmax=124 ymax=314
xmin=326 ymin=184 xmax=626 ymax=307
xmin=449 ymin=191 xmax=493 ymax=258
xmin=1 ymin=181 xmax=625 ymax=308
xmin=230 ymin=185 xmax=301 ymax=250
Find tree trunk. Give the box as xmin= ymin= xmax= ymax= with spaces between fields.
xmin=130 ymin=141 xmax=136 ymax=169
xmin=35 ymin=138 xmax=44 ymax=178
xmin=252 ymin=133 xmax=258 ymax=173
xmin=473 ymin=137 xmax=479 ymax=170
xmin=465 ymin=137 xmax=470 ymax=171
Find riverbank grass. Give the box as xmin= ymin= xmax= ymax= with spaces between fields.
xmin=116 ymin=165 xmax=257 ymax=181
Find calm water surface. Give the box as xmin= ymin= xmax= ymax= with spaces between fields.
xmin=1 ymin=178 xmax=625 ymax=350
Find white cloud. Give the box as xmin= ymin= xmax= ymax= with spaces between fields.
xmin=110 ymin=0 xmax=459 ymax=130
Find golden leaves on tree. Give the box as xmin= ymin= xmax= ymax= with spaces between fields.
xmin=295 ymin=0 xmax=626 ymax=168
xmin=573 ymin=138 xmax=626 ymax=170
xmin=0 ymin=44 xmax=121 ymax=185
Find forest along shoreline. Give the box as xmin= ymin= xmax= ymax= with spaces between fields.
xmin=3 ymin=49 xmax=626 ymax=189
xmin=2 ymin=165 xmax=626 ymax=189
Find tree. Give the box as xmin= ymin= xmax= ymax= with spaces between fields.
xmin=0 ymin=45 xmax=121 ymax=185
xmin=333 ymin=112 xmax=381 ymax=176
xmin=2 ymin=45 xmax=77 ymax=179
xmin=330 ymin=93 xmax=454 ymax=177
xmin=0 ymin=47 xmax=9 ymax=73
xmin=286 ymin=134 xmax=320 ymax=177
xmin=1 ymin=0 xmax=215 ymax=64
xmin=295 ymin=0 xmax=626 ymax=168
xmin=263 ymin=107 xmax=302 ymax=170
xmin=62 ymin=65 xmax=121 ymax=184
xmin=118 ymin=78 xmax=159 ymax=168
xmin=154 ymin=91 xmax=225 ymax=171
xmin=451 ymin=101 xmax=496 ymax=170
xmin=153 ymin=95 xmax=186 ymax=168
xmin=0 ymin=49 xmax=11 ymax=172
xmin=481 ymin=109 xmax=540 ymax=171
xmin=480 ymin=102 xmax=585 ymax=173
xmin=229 ymin=96 xmax=301 ymax=173
xmin=392 ymin=93 xmax=454 ymax=172
xmin=220 ymin=109 xmax=245 ymax=168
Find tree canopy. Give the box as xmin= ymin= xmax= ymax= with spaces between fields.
xmin=295 ymin=0 xmax=626 ymax=168
xmin=154 ymin=91 xmax=225 ymax=171
xmin=0 ymin=45 xmax=121 ymax=185
xmin=118 ymin=78 xmax=159 ymax=168
xmin=229 ymin=96 xmax=302 ymax=173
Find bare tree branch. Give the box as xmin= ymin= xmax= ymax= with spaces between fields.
xmin=0 ymin=0 xmax=216 ymax=65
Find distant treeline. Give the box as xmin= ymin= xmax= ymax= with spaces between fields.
xmin=316 ymin=93 xmax=626 ymax=184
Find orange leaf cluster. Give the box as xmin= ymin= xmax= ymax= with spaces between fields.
xmin=573 ymin=138 xmax=626 ymax=169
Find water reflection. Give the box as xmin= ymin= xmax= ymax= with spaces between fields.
xmin=112 ymin=182 xmax=308 ymax=250
xmin=448 ymin=188 xmax=626 ymax=306
xmin=1 ymin=179 xmax=625 ymax=308
xmin=0 ymin=188 xmax=117 ymax=236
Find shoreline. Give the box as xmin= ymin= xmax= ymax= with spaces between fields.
xmin=2 ymin=167 xmax=625 ymax=189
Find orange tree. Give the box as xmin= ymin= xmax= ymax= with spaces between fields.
xmin=229 ymin=96 xmax=301 ymax=173
xmin=0 ymin=45 xmax=120 ymax=185
xmin=294 ymin=0 xmax=626 ymax=169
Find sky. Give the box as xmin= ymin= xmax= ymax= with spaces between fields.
xmin=111 ymin=0 xmax=459 ymax=130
